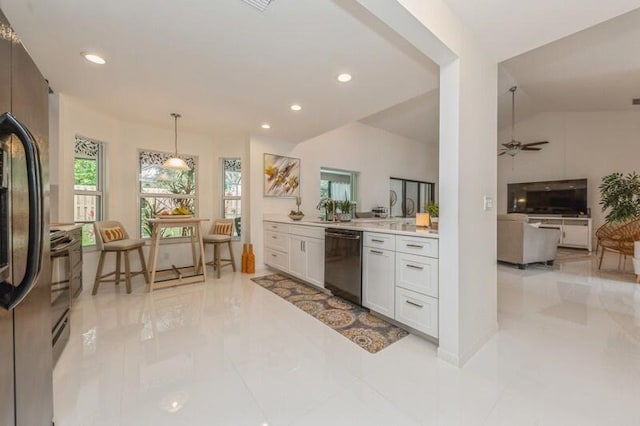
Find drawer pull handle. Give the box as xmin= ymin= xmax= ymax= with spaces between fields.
xmin=406 ymin=300 xmax=424 ymax=308
xmin=406 ymin=264 xmax=424 ymax=270
xmin=271 ymin=254 xmax=277 ymax=257
xmin=371 ymin=239 xmax=385 ymax=243
xmin=370 ymin=250 xmax=384 ymax=255
xmin=406 ymin=244 xmax=423 ymax=249
xmin=272 ymin=236 xmax=277 ymax=239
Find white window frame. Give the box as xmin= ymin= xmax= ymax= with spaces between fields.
xmin=137 ymin=149 xmax=198 ymax=241
xmin=73 ymin=136 xmax=105 ymax=249
xmin=221 ymin=158 xmax=241 ymax=239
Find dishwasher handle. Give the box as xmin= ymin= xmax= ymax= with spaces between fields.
xmin=326 ymin=232 xmax=361 ymax=240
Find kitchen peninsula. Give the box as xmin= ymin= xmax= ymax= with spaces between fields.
xmin=263 ymin=216 xmax=440 ymax=341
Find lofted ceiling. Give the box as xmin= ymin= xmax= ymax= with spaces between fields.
xmin=498 ymin=7 xmax=640 ymax=132
xmin=0 ymin=0 xmax=439 ymax=142
xmin=442 ymin=0 xmax=640 ymax=62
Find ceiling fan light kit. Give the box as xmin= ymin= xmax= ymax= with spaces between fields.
xmin=498 ymin=86 xmax=549 ymax=157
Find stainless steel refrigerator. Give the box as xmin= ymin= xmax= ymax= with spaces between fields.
xmin=0 ymin=9 xmax=53 ymax=426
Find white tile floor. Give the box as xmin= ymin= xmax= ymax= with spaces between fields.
xmin=54 ymin=251 xmax=640 ymax=425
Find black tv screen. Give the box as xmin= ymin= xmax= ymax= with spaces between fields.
xmin=507 ymin=179 xmax=588 ymax=216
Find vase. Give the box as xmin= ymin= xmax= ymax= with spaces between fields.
xmin=246 ymin=244 xmax=255 ymax=274
xmin=241 ymin=244 xmax=248 ymax=273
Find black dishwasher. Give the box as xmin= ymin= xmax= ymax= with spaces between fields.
xmin=324 ymin=228 xmax=362 ymax=305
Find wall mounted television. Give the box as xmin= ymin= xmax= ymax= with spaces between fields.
xmin=507 ymin=178 xmax=588 ymax=216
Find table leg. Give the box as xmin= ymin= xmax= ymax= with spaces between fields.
xmin=197 ymin=222 xmax=207 ymax=281
xmin=148 ymin=224 xmax=162 ymax=292
xmin=190 ymin=226 xmax=197 ymax=275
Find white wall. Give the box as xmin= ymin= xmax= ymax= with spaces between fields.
xmin=498 ymin=110 xmax=640 ymax=239
xmin=249 ymin=121 xmax=439 ymax=266
xmin=51 ymin=94 xmax=248 ymax=287
xmin=356 ymin=0 xmax=499 ymax=366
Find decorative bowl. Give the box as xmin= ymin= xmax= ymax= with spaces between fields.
xmin=289 ymin=212 xmax=304 ymax=221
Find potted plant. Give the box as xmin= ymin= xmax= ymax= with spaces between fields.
xmin=289 ymin=196 xmax=304 ymax=221
xmin=599 ymin=172 xmax=640 ymax=223
xmin=426 ymin=202 xmax=439 ymax=230
xmin=338 ymin=200 xmax=352 ymax=222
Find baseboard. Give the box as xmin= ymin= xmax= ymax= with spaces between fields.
xmin=437 ymin=321 xmax=499 ymax=367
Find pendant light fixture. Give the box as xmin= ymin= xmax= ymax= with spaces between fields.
xmin=162 ymin=113 xmax=190 ymax=170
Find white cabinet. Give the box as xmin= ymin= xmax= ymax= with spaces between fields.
xmin=288 ymin=236 xmax=306 ymax=279
xmin=529 ymin=216 xmax=592 ymax=251
xmin=305 ymin=238 xmax=325 ymax=288
xmin=395 ymin=287 xmax=439 ymax=338
xmin=395 ymin=252 xmax=438 ymax=298
xmin=288 ymin=235 xmax=325 ymax=288
xmin=362 ymin=246 xmax=395 ymax=317
xmin=265 ymin=222 xmax=325 ymax=289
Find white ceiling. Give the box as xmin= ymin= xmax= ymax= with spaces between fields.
xmin=1 ymin=0 xmax=439 ymax=142
xmin=442 ymin=0 xmax=640 ymax=62
xmin=359 ymin=89 xmax=439 ymax=144
xmin=498 ymin=7 xmax=640 ymax=131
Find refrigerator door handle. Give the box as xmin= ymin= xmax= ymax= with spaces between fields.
xmin=0 ymin=112 xmax=44 ymax=311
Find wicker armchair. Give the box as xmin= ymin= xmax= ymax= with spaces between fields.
xmin=598 ymin=218 xmax=640 ymax=270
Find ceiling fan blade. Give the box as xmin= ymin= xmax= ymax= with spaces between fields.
xmin=498 ymin=151 xmax=507 ymax=156
xmin=521 ymin=147 xmax=542 ymax=151
xmin=522 ymin=141 xmax=549 ymax=147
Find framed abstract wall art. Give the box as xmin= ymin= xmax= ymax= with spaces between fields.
xmin=264 ymin=153 xmax=300 ymax=197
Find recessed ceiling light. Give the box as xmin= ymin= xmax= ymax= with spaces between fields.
xmin=81 ymin=52 xmax=106 ymax=65
xmin=290 ymin=104 xmax=302 ymax=111
xmin=261 ymin=123 xmax=271 ymax=129
xmin=337 ymin=73 xmax=352 ymax=83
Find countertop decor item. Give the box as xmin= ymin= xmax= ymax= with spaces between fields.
xmin=251 ymin=274 xmax=408 ymax=353
xmin=264 ymin=153 xmax=300 ymax=197
xmin=289 ymin=211 xmax=304 ymax=221
xmin=426 ymin=202 xmax=439 ymax=230
xmin=416 ymin=212 xmax=430 ymax=227
xmin=162 ymin=113 xmax=190 ymax=170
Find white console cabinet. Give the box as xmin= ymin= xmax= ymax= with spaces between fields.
xmin=528 ymin=216 xmax=592 ymax=251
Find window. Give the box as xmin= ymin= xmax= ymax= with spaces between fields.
xmin=320 ymin=167 xmax=358 ymax=202
xmin=74 ymin=137 xmax=104 ymax=247
xmin=138 ymin=150 xmax=197 ymax=239
xmin=222 ymin=158 xmax=241 ymax=237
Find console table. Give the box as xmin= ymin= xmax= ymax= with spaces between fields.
xmin=147 ymin=217 xmax=209 ymax=291
xmin=528 ymin=216 xmax=592 ymax=251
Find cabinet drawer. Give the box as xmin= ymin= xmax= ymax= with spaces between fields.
xmin=395 ymin=287 xmax=438 ymax=338
xmin=264 ymin=221 xmax=290 ymax=234
xmin=364 ymin=232 xmax=395 ymax=250
xmin=264 ymin=231 xmax=289 ymax=252
xmin=395 ymin=253 xmax=438 ymax=297
xmin=396 ymin=235 xmax=438 ymax=258
xmin=288 ymin=224 xmax=324 ymax=239
xmin=264 ymin=248 xmax=289 ymax=271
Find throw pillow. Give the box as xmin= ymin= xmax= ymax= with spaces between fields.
xmin=528 ymin=222 xmax=542 ymax=228
xmin=101 ymin=226 xmax=125 ymax=242
xmin=213 ymin=223 xmax=232 ymax=235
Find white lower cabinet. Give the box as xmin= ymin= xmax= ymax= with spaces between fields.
xmin=266 ymin=222 xmax=325 ymax=289
xmin=305 ymin=238 xmax=325 ymax=288
xmin=395 ymin=252 xmax=438 ymax=298
xmin=362 ymin=246 xmax=395 ymax=318
xmin=395 ymin=287 xmax=439 ymax=338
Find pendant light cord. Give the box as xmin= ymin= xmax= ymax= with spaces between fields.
xmin=171 ymin=112 xmax=181 ymax=156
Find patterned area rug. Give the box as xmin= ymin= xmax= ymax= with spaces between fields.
xmin=251 ymin=274 xmax=408 ymax=353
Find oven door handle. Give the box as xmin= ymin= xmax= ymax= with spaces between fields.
xmin=0 ymin=112 xmax=44 ymax=311
xmin=326 ymin=232 xmax=361 ymax=240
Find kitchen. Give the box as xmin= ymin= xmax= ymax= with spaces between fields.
xmin=0 ymin=1 xmax=500 ymax=425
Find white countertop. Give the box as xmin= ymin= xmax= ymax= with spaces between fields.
xmin=263 ymin=215 xmax=439 ymax=238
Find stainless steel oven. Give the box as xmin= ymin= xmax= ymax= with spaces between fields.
xmin=324 ymin=228 xmax=363 ymax=305
xmin=50 ymin=230 xmax=76 ymax=364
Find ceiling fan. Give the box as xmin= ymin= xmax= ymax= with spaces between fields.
xmin=498 ymin=86 xmax=548 ymax=157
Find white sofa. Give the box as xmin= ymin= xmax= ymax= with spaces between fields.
xmin=497 ymin=214 xmax=561 ymax=269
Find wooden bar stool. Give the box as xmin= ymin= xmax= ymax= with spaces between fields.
xmin=203 ymin=219 xmax=236 ymax=278
xmin=92 ymin=221 xmax=150 ymax=295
